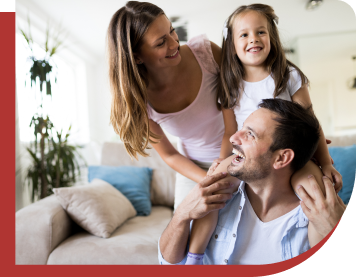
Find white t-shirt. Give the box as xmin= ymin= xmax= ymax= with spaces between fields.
xmin=234 ymin=68 xmax=302 ymax=131
xmin=231 ymin=193 xmax=301 ymax=265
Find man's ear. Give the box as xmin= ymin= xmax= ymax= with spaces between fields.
xmin=273 ymin=149 xmax=294 ymax=170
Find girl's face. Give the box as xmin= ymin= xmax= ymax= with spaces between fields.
xmin=135 ymin=15 xmax=181 ymax=70
xmin=232 ymin=11 xmax=271 ymax=69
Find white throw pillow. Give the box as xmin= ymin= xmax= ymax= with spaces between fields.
xmin=53 ymin=178 xmax=137 ymax=238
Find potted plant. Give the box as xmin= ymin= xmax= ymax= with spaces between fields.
xmin=20 ymin=19 xmax=86 ymax=201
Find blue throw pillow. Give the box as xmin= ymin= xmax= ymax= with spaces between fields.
xmin=88 ymin=166 xmax=153 ymax=216
xmin=329 ymin=145 xmax=356 ymax=204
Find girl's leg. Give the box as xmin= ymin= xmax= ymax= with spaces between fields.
xmin=186 ymin=182 xmax=238 ymax=265
xmin=291 ymin=160 xmax=326 ymax=199
xmin=189 ymin=210 xmax=219 ymax=254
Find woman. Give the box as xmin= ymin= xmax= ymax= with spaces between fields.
xmin=107 ymin=1 xmax=237 ymax=209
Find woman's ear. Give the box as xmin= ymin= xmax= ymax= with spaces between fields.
xmin=133 ymin=53 xmax=143 ymax=65
xmin=273 ymin=149 xmax=294 ymax=170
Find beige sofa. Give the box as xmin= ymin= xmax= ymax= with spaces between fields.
xmin=16 ymin=142 xmax=176 ymax=265
xmin=15 ymin=134 xmax=356 ymax=265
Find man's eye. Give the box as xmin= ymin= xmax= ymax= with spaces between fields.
xmin=248 ymin=131 xmax=254 ymax=138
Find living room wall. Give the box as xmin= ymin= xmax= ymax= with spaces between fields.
xmin=293 ymin=31 xmax=356 ymax=137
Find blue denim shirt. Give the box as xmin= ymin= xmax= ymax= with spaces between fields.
xmin=158 ymin=182 xmax=310 ymax=265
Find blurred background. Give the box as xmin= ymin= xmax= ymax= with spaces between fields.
xmin=16 ymin=0 xmax=356 ymax=210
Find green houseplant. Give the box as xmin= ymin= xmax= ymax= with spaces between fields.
xmin=20 ymin=19 xmax=86 ymax=201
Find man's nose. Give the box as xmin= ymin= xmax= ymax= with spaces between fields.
xmin=230 ymin=131 xmax=242 ymax=145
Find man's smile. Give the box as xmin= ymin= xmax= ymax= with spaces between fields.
xmin=232 ymin=148 xmax=245 ymax=165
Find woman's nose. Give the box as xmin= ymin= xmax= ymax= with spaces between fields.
xmin=168 ymin=35 xmax=179 ymax=49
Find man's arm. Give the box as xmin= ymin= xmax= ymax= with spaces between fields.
xmin=297 ymin=175 xmax=346 ymax=247
xmin=159 ymin=172 xmax=233 ymax=264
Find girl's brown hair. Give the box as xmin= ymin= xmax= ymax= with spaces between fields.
xmin=218 ymin=4 xmax=309 ymax=110
xmin=107 ymin=1 xmax=163 ymax=159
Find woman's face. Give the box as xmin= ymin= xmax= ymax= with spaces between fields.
xmin=136 ymin=14 xmax=181 ymax=70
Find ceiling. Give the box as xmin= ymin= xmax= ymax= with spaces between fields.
xmin=16 ymin=0 xmax=356 ymax=60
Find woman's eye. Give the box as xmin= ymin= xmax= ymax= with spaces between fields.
xmin=157 ymin=40 xmax=166 ymax=47
xmin=170 ymin=28 xmax=176 ymax=34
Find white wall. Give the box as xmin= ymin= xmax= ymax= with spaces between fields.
xmin=295 ymin=31 xmax=356 ymax=136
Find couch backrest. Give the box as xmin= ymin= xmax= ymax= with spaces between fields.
xmin=101 ymin=142 xmax=175 ymax=208
xmin=326 ymin=134 xmax=356 ymax=147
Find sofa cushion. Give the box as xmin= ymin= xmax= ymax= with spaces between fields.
xmin=88 ymin=165 xmax=153 ymax=216
xmin=47 ymin=206 xmax=173 ymax=264
xmin=329 ymin=145 xmax=356 ymax=204
xmin=53 ymin=179 xmax=136 ymax=238
xmin=101 ymin=142 xmax=175 ymax=207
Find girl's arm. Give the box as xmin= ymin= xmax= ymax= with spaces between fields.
xmin=291 ymin=85 xmax=342 ymax=192
xmin=149 ymin=119 xmax=207 ymax=182
xmin=220 ymin=108 xmax=238 ymax=159
xmin=207 ymin=109 xmax=237 ymax=176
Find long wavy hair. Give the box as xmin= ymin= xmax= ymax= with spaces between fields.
xmin=107 ymin=1 xmax=163 ymax=159
xmin=218 ymin=4 xmax=309 ymax=110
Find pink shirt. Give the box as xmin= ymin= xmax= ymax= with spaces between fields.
xmin=147 ymin=34 xmax=224 ymax=162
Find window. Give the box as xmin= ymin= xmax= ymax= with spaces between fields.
xmin=16 ymin=32 xmax=89 ymax=144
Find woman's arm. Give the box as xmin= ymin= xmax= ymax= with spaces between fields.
xmin=291 ymin=85 xmax=342 ymax=192
xmin=149 ymin=119 xmax=207 ymax=182
xmin=220 ymin=108 xmax=238 ymax=159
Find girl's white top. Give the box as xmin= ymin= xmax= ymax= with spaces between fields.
xmin=147 ymin=34 xmax=224 ymax=162
xmin=234 ymin=68 xmax=303 ymax=131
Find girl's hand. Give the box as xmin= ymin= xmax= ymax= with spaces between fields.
xmin=207 ymin=158 xmax=225 ymax=176
xmin=325 ymin=139 xmax=334 ymax=164
xmin=321 ymin=164 xmax=342 ymax=193
xmin=297 ymin=175 xmax=345 ymax=239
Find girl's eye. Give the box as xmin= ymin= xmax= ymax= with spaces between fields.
xmin=258 ymin=31 xmax=265 ymax=35
xmin=170 ymin=28 xmax=176 ymax=34
xmin=157 ymin=40 xmax=166 ymax=47
xmin=241 ymin=34 xmax=247 ymax=38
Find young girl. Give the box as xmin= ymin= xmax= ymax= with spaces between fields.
xmin=186 ymin=3 xmax=342 ymax=265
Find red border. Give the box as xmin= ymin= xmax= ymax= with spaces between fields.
xmin=6 ymin=10 xmax=338 ymax=277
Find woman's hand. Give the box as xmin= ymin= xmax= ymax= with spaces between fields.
xmin=321 ymin=164 xmax=342 ymax=193
xmin=206 ymin=158 xmax=225 ymax=176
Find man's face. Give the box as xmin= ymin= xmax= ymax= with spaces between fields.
xmin=228 ymin=108 xmax=276 ymax=182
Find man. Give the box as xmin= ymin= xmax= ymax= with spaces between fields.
xmin=158 ymin=99 xmax=345 ymax=265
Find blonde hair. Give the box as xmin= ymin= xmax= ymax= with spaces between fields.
xmin=218 ymin=4 xmax=309 ymax=110
xmin=107 ymin=1 xmax=163 ymax=159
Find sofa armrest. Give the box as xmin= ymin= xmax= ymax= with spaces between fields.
xmin=16 ymin=195 xmax=74 ymax=264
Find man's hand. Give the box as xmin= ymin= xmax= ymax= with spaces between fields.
xmin=297 ymin=175 xmax=346 ymax=238
xmin=175 ymin=172 xmax=233 ymax=222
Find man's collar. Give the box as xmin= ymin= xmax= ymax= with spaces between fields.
xmin=236 ymin=181 xmax=246 ymax=195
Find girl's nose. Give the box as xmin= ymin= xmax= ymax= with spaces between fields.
xmin=250 ymin=35 xmax=258 ymax=43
